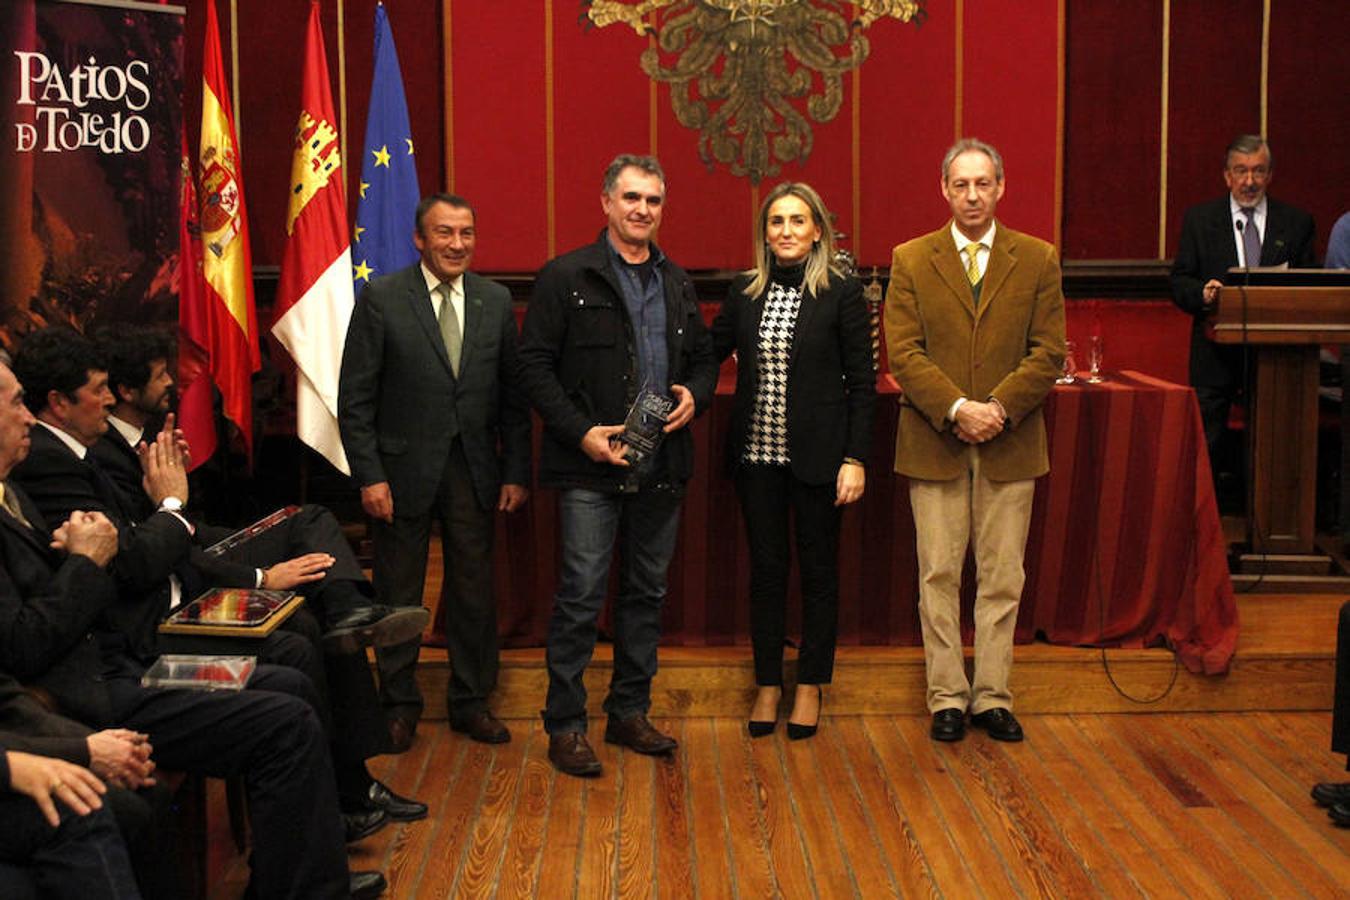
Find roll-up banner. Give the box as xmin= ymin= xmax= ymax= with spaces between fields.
xmin=1 ymin=0 xmax=184 ymax=350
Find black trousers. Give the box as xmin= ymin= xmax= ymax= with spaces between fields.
xmin=1334 ymin=600 xmax=1350 ymax=766
xmin=222 ymin=504 xmax=372 ymax=625
xmin=160 ymin=609 xmax=388 ymax=772
xmin=735 ymin=464 xmax=842 ymax=686
xmin=373 ymin=440 xmax=497 ymax=723
xmin=0 ymin=796 xmax=139 ymax=899
xmin=104 ymin=664 xmax=349 ymax=900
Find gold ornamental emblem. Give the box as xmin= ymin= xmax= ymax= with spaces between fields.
xmin=585 ymin=1 xmax=925 ymax=183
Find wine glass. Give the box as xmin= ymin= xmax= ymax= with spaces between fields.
xmin=1056 ymin=340 xmax=1077 ymax=384
xmin=1086 ymin=334 xmax=1104 ymax=383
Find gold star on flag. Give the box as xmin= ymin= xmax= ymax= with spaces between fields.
xmin=359 ymin=180 xmax=370 ymax=199
xmin=372 ymin=145 xmax=391 ymax=168
xmin=405 ymin=138 xmax=414 ymax=155
xmin=353 ymin=259 xmax=373 ymax=282
xmin=353 ymin=225 xmax=366 ymax=243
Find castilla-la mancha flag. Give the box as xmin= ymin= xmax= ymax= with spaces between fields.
xmin=196 ymin=0 xmax=260 ymax=460
xmin=272 ymin=1 xmax=352 ymax=474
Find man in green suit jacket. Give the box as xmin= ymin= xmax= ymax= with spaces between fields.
xmin=885 ymin=139 xmax=1065 ymax=744
xmin=339 ymin=194 xmax=532 ymax=749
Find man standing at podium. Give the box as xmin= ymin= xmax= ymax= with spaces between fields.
xmin=1169 ymin=134 xmax=1316 ymax=475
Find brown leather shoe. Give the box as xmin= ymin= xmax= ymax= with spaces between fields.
xmin=451 ymin=710 xmax=511 ymax=744
xmin=548 ymin=732 xmax=602 ymax=777
xmin=387 ymin=715 xmax=416 ymax=754
xmin=603 ymin=714 xmax=677 ymax=755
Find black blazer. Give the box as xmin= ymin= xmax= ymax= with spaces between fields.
xmin=88 ymin=427 xmax=154 ymax=523
xmin=711 ymin=271 xmax=875 ymax=484
xmin=0 ymin=671 xmax=92 ymax=768
xmin=0 ymin=483 xmax=122 ymax=728
xmin=1170 ymin=196 xmax=1316 ymax=387
xmin=11 ymin=426 xmax=202 ymax=662
xmin=338 ymin=266 xmax=531 ymax=515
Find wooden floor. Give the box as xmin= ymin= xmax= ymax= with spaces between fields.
xmin=204 ymin=592 xmax=1350 ymax=898
xmin=209 ymin=711 xmax=1350 ymax=898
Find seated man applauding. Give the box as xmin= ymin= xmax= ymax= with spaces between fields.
xmin=11 ymin=326 xmax=427 ymax=845
xmin=0 ymin=356 xmax=386 ymax=898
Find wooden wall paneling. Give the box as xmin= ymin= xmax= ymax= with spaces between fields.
xmin=1163 ymin=0 xmax=1263 ymax=259
xmin=1266 ymin=2 xmax=1350 ymax=262
xmin=961 ymin=0 xmax=1061 ymax=243
xmin=550 ymin=9 xmax=652 ymax=262
xmin=646 ymin=83 xmax=755 ymax=269
xmin=229 ymin=1 xmax=309 ymax=267
xmin=857 ymin=11 xmax=957 ymax=268
xmin=1062 ymin=0 xmax=1163 ymax=259
xmin=443 ymin=3 xmax=548 ymax=272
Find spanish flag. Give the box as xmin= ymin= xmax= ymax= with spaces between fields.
xmin=196 ymin=0 xmax=260 ymax=461
xmin=272 ymin=1 xmax=352 ymax=474
xmin=176 ymin=126 xmax=217 ymax=471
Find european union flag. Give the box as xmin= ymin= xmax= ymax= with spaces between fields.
xmin=351 ymin=4 xmax=420 ymax=293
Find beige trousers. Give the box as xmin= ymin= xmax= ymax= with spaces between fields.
xmin=908 ymin=447 xmax=1035 ymax=715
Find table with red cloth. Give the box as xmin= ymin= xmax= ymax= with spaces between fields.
xmin=436 ymin=368 xmax=1238 ymax=675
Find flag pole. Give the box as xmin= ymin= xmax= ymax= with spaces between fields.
xmin=337 ymin=0 xmax=348 ymax=196
xmin=229 ymin=0 xmax=241 ymax=147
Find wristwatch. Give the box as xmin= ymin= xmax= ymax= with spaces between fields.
xmin=158 ymin=496 xmax=184 ymax=513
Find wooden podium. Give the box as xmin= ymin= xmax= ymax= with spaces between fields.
xmin=1213 ymin=272 xmax=1350 ymax=556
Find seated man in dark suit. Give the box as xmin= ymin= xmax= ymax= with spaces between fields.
xmin=0 ymin=358 xmax=385 ymax=898
xmin=0 ymin=668 xmax=176 ymax=898
xmin=1 ymin=671 xmax=143 ymax=899
xmin=1313 ymin=599 xmax=1350 ymax=827
xmin=12 ymin=326 xmax=428 ymax=841
xmin=1169 ymin=134 xmax=1316 ymax=495
xmin=1 ymin=747 xmax=135 ymax=898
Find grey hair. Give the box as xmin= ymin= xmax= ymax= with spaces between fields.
xmin=601 ymin=154 xmax=666 ymax=195
xmin=1225 ymin=134 xmax=1271 ymax=169
xmin=941 ymin=138 xmax=1004 ymax=183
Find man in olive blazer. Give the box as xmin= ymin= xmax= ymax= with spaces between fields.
xmin=884 ymin=139 xmax=1065 ymax=744
xmin=338 ymin=194 xmax=531 ymax=748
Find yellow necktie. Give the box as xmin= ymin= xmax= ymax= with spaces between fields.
xmin=0 ymin=482 xmax=33 ymax=530
xmin=964 ymin=244 xmax=982 ymax=285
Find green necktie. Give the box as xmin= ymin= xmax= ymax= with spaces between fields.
xmin=436 ymin=282 xmax=462 ymax=376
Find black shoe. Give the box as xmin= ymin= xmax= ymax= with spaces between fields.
xmin=349 ymin=870 xmax=387 ymax=899
xmin=344 ymin=807 xmax=389 ymax=843
xmin=748 ymin=720 xmax=776 ymax=738
xmin=548 ymin=732 xmax=602 ymax=777
xmin=1329 ymin=802 xmax=1350 ymax=827
xmin=1311 ymin=781 xmax=1350 ymax=807
xmin=970 ymin=707 xmax=1024 ymax=742
xmin=322 ymin=606 xmax=430 ymax=655
xmin=786 ymin=685 xmax=822 ymax=741
xmin=365 ymin=779 xmax=427 ymax=821
xmin=604 ymin=714 xmax=677 ymax=755
xmin=748 ymin=686 xmax=781 ymax=738
xmin=930 ymin=708 xmax=966 ymax=742
xmin=451 ymin=710 xmax=511 ymax=744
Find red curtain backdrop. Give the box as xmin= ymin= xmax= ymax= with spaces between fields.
xmin=177 ymin=1 xmax=1346 ymax=268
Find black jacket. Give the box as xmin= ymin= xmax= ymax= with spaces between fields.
xmin=1169 ymin=196 xmax=1316 ymax=388
xmin=0 ymin=483 xmax=123 ymax=727
xmin=338 ymin=266 xmax=532 ymax=514
xmin=518 ymin=232 xmax=718 ymax=491
xmin=711 ymin=271 xmax=875 ymax=484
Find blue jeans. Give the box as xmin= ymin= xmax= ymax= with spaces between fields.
xmin=543 ymin=487 xmax=683 ymax=734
